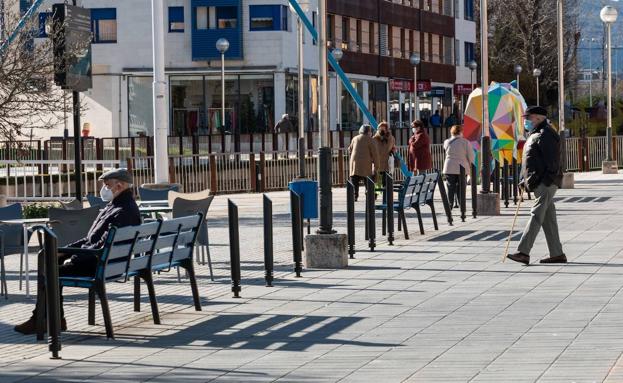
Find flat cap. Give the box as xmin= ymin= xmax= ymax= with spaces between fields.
xmin=98 ymin=168 xmax=133 ymax=184
xmin=523 ymin=106 xmax=548 ymax=117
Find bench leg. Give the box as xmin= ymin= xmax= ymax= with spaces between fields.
xmin=428 ymin=202 xmax=439 ymax=230
xmin=141 ymin=272 xmax=160 ymax=325
xmin=96 ymin=284 xmax=114 ymax=339
xmin=382 ymin=210 xmax=386 ymax=236
xmin=401 ymin=210 xmax=409 ymax=240
xmin=397 ymin=211 xmax=402 ymax=232
xmin=182 ymin=260 xmax=201 ymax=311
xmin=88 ymin=288 xmax=96 ymax=325
xmin=204 ymin=246 xmax=215 ymax=282
xmin=133 ymin=276 xmax=140 ymax=312
xmin=414 ymin=206 xmax=425 ymax=235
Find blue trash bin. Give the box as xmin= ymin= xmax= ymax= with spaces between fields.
xmin=288 ymin=180 xmax=319 ymax=219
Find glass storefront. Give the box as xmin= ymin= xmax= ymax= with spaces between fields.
xmin=128 ymin=76 xmax=153 ymax=137
xmin=285 ymin=74 xmax=319 ymax=132
xmin=341 ymin=80 xmax=364 ymax=130
xmin=128 ymin=73 xmax=275 ymax=137
xmin=368 ymin=81 xmax=387 ymax=127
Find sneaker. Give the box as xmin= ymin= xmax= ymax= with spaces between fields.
xmin=540 ymin=254 xmax=567 ymax=264
xmin=14 ymin=316 xmax=67 ymax=335
xmin=507 ymin=252 xmax=530 ymax=265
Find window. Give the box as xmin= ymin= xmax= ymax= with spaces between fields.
xmin=380 ymin=24 xmax=388 ymax=56
xmin=249 ymin=5 xmax=288 ymax=31
xmin=464 ymin=42 xmax=475 ymax=66
xmin=38 ymin=12 xmax=50 ymax=38
xmin=341 ymin=17 xmax=349 ymax=50
xmin=195 ymin=6 xmax=208 ymax=29
xmin=369 ymin=22 xmax=376 ymax=54
xmin=91 ymin=8 xmax=117 ymax=43
xmin=327 ymin=14 xmax=334 ymax=47
xmin=464 ymin=0 xmax=474 ymax=20
xmin=356 ymin=19 xmax=362 ymax=52
xmin=217 ymin=6 xmax=237 ymax=29
xmin=169 ymin=6 xmax=184 ymax=33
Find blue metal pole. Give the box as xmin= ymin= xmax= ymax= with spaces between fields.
xmin=0 ymin=0 xmax=45 ymax=57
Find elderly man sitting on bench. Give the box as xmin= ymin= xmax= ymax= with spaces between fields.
xmin=15 ymin=168 xmax=141 ymax=335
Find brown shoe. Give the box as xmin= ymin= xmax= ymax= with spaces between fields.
xmin=507 ymin=252 xmax=530 ymax=265
xmin=540 ymin=254 xmax=567 ymax=264
xmin=14 ymin=317 xmax=67 ymax=335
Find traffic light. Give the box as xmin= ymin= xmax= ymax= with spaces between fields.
xmin=50 ymin=4 xmax=92 ymax=92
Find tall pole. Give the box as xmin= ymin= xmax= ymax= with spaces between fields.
xmin=414 ymin=66 xmax=419 ymax=120
xmin=557 ymin=0 xmax=566 ymax=160
xmin=221 ymin=52 xmax=226 ymax=132
xmin=297 ymin=18 xmax=305 ymax=178
xmin=590 ymin=38 xmax=593 ymax=106
xmin=537 ymin=77 xmax=540 ymax=105
xmin=607 ymin=22 xmax=613 ymax=161
xmin=152 ymin=0 xmax=169 ymax=184
xmin=317 ymin=0 xmax=334 ymax=234
xmin=480 ymin=0 xmax=491 ymax=193
xmin=71 ymin=0 xmax=82 ymax=200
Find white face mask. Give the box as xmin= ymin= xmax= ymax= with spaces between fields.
xmin=412 ymin=128 xmax=417 ymax=134
xmin=100 ymin=185 xmax=114 ymax=202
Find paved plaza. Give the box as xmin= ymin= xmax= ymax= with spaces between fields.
xmin=1 ymin=172 xmax=623 ymax=382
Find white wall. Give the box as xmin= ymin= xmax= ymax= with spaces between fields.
xmin=454 ymin=0 xmax=477 ymax=85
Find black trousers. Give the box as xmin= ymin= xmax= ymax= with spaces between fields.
xmin=445 ymin=174 xmax=461 ymax=209
xmin=350 ymin=175 xmax=367 ymax=200
xmin=35 ymin=250 xmax=97 ymax=318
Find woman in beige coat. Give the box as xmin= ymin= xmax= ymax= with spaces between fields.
xmin=443 ymin=125 xmax=475 ymax=209
xmin=373 ymin=121 xmax=396 ymax=180
xmin=349 ymin=124 xmax=379 ymax=200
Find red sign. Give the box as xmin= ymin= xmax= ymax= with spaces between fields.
xmin=454 ymin=83 xmax=476 ymax=95
xmin=389 ymin=79 xmax=432 ymax=93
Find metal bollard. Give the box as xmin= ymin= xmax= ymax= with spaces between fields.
xmin=512 ymin=158 xmax=519 ymax=205
xmin=346 ymin=180 xmax=356 ymax=259
xmin=227 ymin=200 xmax=242 ymax=298
xmin=503 ymin=160 xmax=510 ymax=208
xmin=365 ymin=176 xmax=376 ymax=251
xmin=384 ymin=172 xmax=394 ymax=245
xmin=263 ymin=195 xmax=274 ymax=287
xmin=437 ymin=172 xmax=454 ymax=226
xmin=493 ymin=160 xmax=500 ymax=194
xmin=255 ymin=163 xmax=262 ymax=193
xmin=471 ymin=163 xmax=478 ymax=218
xmin=31 ymin=226 xmax=62 ymax=359
xmin=459 ymin=166 xmax=467 ymax=222
xmin=290 ymin=190 xmax=303 ymax=277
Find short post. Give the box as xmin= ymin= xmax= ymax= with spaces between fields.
xmin=436 ymin=173 xmax=454 ymax=226
xmin=227 ymin=200 xmax=241 ymax=298
xmin=384 ymin=172 xmax=394 ymax=245
xmin=471 ymin=163 xmax=478 ymax=218
xmin=503 ymin=160 xmax=510 ymax=208
xmin=512 ymin=158 xmax=519 ymax=205
xmin=346 ymin=180 xmax=356 ymax=259
xmin=365 ymin=176 xmax=376 ymax=251
xmin=459 ymin=166 xmax=467 ymax=222
xmin=263 ymin=195 xmax=274 ymax=287
xmin=290 ymin=191 xmax=303 ymax=277
xmin=493 ymin=160 xmax=500 ymax=194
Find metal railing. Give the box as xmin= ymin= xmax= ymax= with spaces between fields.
xmin=1 ymin=160 xmax=121 ymax=201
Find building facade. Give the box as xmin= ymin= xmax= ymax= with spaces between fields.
xmin=20 ymin=0 xmax=475 ymax=139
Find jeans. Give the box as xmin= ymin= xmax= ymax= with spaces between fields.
xmin=517 ymin=183 xmax=564 ymax=257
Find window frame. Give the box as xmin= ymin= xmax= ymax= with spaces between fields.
xmin=168 ymin=6 xmax=185 ymax=33
xmin=91 ymin=8 xmax=117 ymax=44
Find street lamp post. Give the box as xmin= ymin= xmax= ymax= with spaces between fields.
xmin=216 ymin=38 xmax=229 ymax=135
xmin=410 ymin=53 xmax=421 ymax=120
xmin=514 ymin=64 xmax=522 ymax=91
xmin=480 ymin=0 xmax=492 ymax=195
xmin=151 ymin=0 xmax=169 ymax=184
xmin=291 ymin=1 xmax=309 ymax=179
xmin=601 ymin=5 xmax=617 ymax=164
xmin=332 ymin=48 xmax=344 ymax=130
xmin=533 ymin=68 xmax=542 ymax=105
xmin=469 ymin=60 xmax=477 ymax=92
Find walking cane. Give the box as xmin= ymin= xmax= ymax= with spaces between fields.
xmin=502 ymin=184 xmax=525 ymax=263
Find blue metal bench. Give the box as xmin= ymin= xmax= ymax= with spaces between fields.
xmin=375 ymin=175 xmax=424 ymax=240
xmin=411 ymin=171 xmax=441 ymax=235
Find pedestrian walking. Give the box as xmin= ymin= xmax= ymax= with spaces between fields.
xmin=373 ymin=121 xmax=396 ymax=182
xmin=430 ymin=110 xmax=442 ymax=129
xmin=442 ymin=125 xmax=475 ymax=210
xmin=349 ymin=124 xmax=379 ymax=201
xmin=408 ymin=120 xmax=433 ymax=174
xmin=507 ymin=106 xmax=566 ymax=265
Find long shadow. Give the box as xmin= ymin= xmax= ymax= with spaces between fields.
xmin=573 ymin=179 xmax=623 ymax=185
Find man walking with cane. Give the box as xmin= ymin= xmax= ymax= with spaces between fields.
xmin=507 ymin=106 xmax=566 ymax=265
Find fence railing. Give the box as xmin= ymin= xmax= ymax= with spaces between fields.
xmin=1 ymin=160 xmax=121 ymax=201
xmin=4 ymin=136 xmax=622 ymax=201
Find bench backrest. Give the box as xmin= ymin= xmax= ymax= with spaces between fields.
xmin=402 ymin=175 xmax=424 ymax=209
xmin=424 ymin=171 xmax=439 ymax=203
xmin=150 ymin=214 xmax=203 ymax=270
xmin=97 ymin=221 xmax=161 ymax=282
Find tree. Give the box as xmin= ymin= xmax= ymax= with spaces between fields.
xmin=0 ymin=7 xmax=85 ymax=146
xmin=475 ymin=0 xmax=581 ymax=107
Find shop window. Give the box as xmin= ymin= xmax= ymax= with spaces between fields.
xmin=91 ymin=8 xmax=117 ymax=43
xmin=217 ymin=6 xmax=237 ymax=29
xmin=249 ymin=5 xmax=288 ymax=31
xmin=169 ymin=6 xmax=184 ymax=33
xmin=464 ymin=42 xmax=474 ymax=66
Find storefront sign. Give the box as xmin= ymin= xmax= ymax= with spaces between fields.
xmin=389 ymin=79 xmax=432 ymax=93
xmin=454 ymin=84 xmax=476 ymax=95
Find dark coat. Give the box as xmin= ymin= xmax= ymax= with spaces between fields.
xmin=408 ymin=129 xmax=433 ymax=171
xmin=522 ymin=120 xmax=563 ymax=191
xmin=68 ymin=188 xmax=141 ymax=250
xmin=275 ymin=117 xmax=295 ymax=133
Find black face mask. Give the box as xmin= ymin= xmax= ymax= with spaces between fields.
xmin=380 ymin=131 xmax=386 ymax=136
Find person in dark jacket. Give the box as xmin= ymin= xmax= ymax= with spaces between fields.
xmin=15 ymin=168 xmax=141 ymax=335
xmin=408 ymin=120 xmax=433 ymax=174
xmin=507 ymin=106 xmax=565 ymax=266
